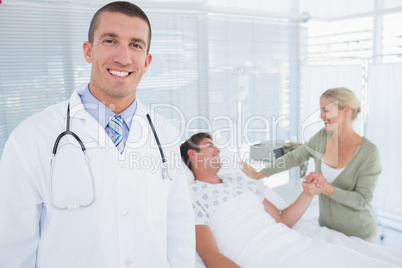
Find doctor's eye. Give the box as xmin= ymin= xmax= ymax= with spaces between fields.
xmin=104 ymin=39 xmax=115 ymax=44
xmin=131 ymin=43 xmax=142 ymax=50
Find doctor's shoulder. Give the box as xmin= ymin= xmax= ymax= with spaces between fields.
xmin=4 ymin=101 xmax=68 ymax=151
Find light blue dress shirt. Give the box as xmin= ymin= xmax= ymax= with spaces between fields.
xmin=79 ymin=84 xmax=137 ymax=148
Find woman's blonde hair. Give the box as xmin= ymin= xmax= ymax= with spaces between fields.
xmin=321 ymin=87 xmax=361 ymax=120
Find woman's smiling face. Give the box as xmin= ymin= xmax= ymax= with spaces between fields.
xmin=320 ymin=97 xmax=345 ymax=132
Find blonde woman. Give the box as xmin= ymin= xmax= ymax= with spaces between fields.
xmin=242 ymin=87 xmax=381 ymax=242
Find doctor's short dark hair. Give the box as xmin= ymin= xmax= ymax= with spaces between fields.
xmin=180 ymin=133 xmax=212 ymax=171
xmin=88 ymin=1 xmax=152 ymax=53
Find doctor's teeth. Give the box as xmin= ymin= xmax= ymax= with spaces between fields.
xmin=109 ymin=70 xmax=129 ymax=77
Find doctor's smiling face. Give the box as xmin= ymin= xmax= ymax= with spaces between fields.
xmin=83 ymin=11 xmax=152 ymax=113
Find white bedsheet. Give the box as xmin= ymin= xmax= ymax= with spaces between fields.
xmin=292 ymin=220 xmax=402 ymax=264
xmin=201 ymin=192 xmax=402 ymax=268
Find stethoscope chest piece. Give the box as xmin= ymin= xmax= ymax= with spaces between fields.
xmin=146 ymin=114 xmax=172 ymax=181
xmin=161 ymin=161 xmax=173 ymax=181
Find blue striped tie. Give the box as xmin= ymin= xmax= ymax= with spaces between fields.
xmin=109 ymin=115 xmax=124 ymax=154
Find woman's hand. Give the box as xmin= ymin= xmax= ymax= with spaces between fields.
xmin=303 ymin=171 xmax=334 ymax=196
xmin=240 ymin=162 xmax=265 ymax=179
xmin=301 ymin=180 xmax=322 ymax=197
xmin=304 ymin=171 xmax=327 ymax=188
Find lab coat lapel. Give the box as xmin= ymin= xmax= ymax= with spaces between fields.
xmin=126 ymin=100 xmax=152 ymax=153
xmin=68 ymin=88 xmax=113 ymax=153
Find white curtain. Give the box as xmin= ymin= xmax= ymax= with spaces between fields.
xmin=367 ymin=63 xmax=402 ymax=219
xmin=300 ymin=64 xmax=364 ymax=144
xmin=206 ymin=16 xmax=303 ymax=148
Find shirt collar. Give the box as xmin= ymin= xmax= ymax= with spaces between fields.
xmin=79 ymin=84 xmax=137 ymax=129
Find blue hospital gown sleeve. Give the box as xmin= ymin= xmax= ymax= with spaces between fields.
xmin=190 ymin=190 xmax=210 ymax=225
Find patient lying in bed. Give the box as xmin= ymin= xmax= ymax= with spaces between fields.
xmin=180 ymin=133 xmax=402 ymax=268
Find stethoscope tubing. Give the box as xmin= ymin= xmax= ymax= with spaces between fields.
xmin=146 ymin=114 xmax=166 ymax=163
xmin=49 ymin=103 xmax=96 ymax=211
xmin=49 ymin=102 xmax=171 ymax=211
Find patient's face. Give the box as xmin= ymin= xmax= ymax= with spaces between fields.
xmin=194 ymin=138 xmax=222 ymax=171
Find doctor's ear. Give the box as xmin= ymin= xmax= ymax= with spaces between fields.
xmin=83 ymin=41 xmax=93 ymax=63
xmin=143 ymin=53 xmax=152 ymax=71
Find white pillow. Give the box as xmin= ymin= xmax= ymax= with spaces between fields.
xmin=184 ymin=166 xmax=195 ymax=185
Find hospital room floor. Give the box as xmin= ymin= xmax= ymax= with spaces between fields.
xmin=272 ymin=182 xmax=402 ymax=251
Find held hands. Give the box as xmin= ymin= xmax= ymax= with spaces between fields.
xmin=301 ymin=180 xmax=322 ymax=197
xmin=240 ymin=162 xmax=265 ymax=179
xmin=303 ymin=171 xmax=327 ymax=188
xmin=301 ymin=171 xmax=328 ymax=197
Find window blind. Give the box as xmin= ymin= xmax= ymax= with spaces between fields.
xmin=0 ymin=1 xmax=92 ymax=155
xmin=137 ymin=11 xmax=204 ymax=132
xmin=382 ymin=12 xmax=402 ymax=62
xmin=307 ymin=17 xmax=373 ymax=63
xmin=0 ymin=1 xmax=305 ymax=157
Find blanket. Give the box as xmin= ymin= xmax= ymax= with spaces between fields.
xmin=208 ymin=193 xmax=402 ymax=268
xmin=293 ymin=220 xmax=402 ymax=265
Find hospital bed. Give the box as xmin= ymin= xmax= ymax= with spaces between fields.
xmin=184 ymin=148 xmax=402 ymax=268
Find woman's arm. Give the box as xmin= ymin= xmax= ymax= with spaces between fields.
xmin=329 ymin=158 xmax=380 ymax=210
xmin=240 ymin=161 xmax=264 ymax=179
xmin=195 ymin=225 xmax=240 ymax=268
xmin=241 ymin=130 xmax=326 ymax=179
xmin=321 ymin=147 xmax=381 ymax=210
xmin=240 ymin=146 xmax=311 ymax=179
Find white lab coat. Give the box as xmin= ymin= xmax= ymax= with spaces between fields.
xmin=0 ymin=87 xmax=195 ymax=268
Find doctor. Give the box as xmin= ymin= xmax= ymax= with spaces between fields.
xmin=0 ymin=2 xmax=195 ymax=267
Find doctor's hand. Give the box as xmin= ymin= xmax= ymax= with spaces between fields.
xmin=303 ymin=171 xmax=327 ymax=188
xmin=240 ymin=162 xmax=265 ymax=179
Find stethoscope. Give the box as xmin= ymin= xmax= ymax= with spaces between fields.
xmin=49 ymin=103 xmax=171 ymax=211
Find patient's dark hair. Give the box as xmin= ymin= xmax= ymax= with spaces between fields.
xmin=88 ymin=1 xmax=152 ymax=53
xmin=180 ymin=133 xmax=212 ymax=171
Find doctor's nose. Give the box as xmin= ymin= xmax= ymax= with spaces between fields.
xmin=114 ymin=45 xmax=133 ymax=66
